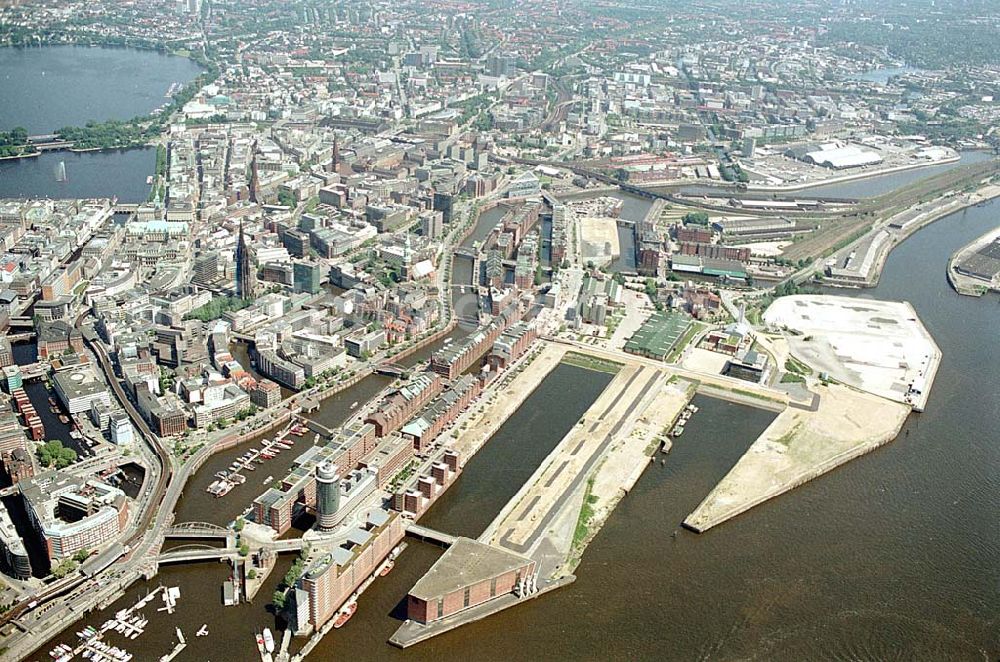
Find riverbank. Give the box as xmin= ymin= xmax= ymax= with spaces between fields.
xmin=946 ymin=224 xmax=1000 ymax=296
xmin=0 ymin=150 xmax=40 ymax=161
xmin=823 ymin=181 xmax=1000 ymax=289
xmin=745 ymin=155 xmax=963 ymax=193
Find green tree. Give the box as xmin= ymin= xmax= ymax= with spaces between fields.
xmin=51 ymin=558 xmax=78 ymax=578
xmin=682 ymin=211 xmax=710 ymax=226
xmin=277 ymin=190 xmax=296 ymax=208
xmin=644 ymin=278 xmax=658 ymax=299
xmin=37 ymin=440 xmax=77 ymax=469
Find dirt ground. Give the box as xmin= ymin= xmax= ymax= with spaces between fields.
xmin=685 ymin=382 xmax=909 ymax=532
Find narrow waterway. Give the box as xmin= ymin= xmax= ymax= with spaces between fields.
xmin=461 ymin=204 xmax=508 ymax=250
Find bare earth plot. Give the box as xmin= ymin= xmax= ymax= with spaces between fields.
xmin=684 ymin=382 xmax=909 ymax=532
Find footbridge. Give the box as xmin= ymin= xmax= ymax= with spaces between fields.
xmin=164 ymin=521 xmax=234 ymax=541
xmin=157 ymin=538 xmax=305 ymax=565
xmin=157 ymin=544 xmax=239 ymax=565
xmin=375 ymin=362 xmax=411 ymax=378
xmin=405 ymin=523 xmax=457 ymax=547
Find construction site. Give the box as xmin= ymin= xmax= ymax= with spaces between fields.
xmin=388 ymin=285 xmax=943 ymax=649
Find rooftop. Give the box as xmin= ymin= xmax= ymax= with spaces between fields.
xmin=409 ymin=537 xmax=533 ymax=601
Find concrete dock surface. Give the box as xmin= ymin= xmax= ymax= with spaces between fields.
xmin=483 ymin=363 xmax=666 ymax=559
xmin=764 ymin=295 xmax=941 ymax=411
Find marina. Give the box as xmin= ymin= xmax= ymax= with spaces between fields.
xmin=46 ymin=586 xmax=180 ymax=662
xmin=205 ymin=428 xmax=300 ymax=498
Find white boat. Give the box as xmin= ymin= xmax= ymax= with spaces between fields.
xmin=262 ymin=627 xmax=275 ymax=654
xmin=350 ymin=401 xmax=359 ymax=410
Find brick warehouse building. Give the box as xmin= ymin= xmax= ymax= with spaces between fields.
xmin=406 ymin=538 xmax=536 ymax=624
xmin=430 ymin=304 xmax=521 ymax=379
xmin=297 ymin=509 xmax=404 ymax=632
xmin=364 ymin=372 xmax=442 ymax=437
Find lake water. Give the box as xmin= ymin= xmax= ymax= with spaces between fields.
xmin=0 ymin=45 xmax=203 ymax=134
xmin=0 ymin=148 xmax=156 ymax=202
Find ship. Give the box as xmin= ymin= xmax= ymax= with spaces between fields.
xmin=206 ymin=479 xmax=234 ymax=497
xmin=379 ymin=560 xmax=394 ymax=577
xmin=262 ymin=627 xmax=275 ymax=653
xmin=333 ymin=602 xmax=357 ymax=628
xmin=196 ymin=624 xmax=208 ymax=637
xmin=255 ymin=633 xmax=266 ymax=656
xmin=350 ymin=401 xmax=359 ymax=410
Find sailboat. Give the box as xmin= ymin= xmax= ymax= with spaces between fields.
xmin=54 ymin=161 xmax=67 ymax=182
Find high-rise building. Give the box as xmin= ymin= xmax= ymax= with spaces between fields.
xmin=249 ymin=142 xmax=261 ymax=204
xmin=293 ymin=260 xmax=322 ymax=294
xmin=235 ymin=221 xmax=256 ymax=299
xmin=316 ymin=462 xmax=340 ymax=531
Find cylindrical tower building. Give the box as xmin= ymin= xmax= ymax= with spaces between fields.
xmin=316 ymin=462 xmax=340 ymax=531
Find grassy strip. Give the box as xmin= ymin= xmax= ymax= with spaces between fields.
xmin=571 ymin=477 xmax=598 ymax=552
xmin=784 ymin=356 xmax=812 ymax=375
xmin=562 ymin=351 xmax=623 ymax=374
xmin=664 ymin=321 xmax=704 ymax=364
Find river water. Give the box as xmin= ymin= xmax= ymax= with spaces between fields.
xmin=0 ymin=45 xmax=203 ymax=134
